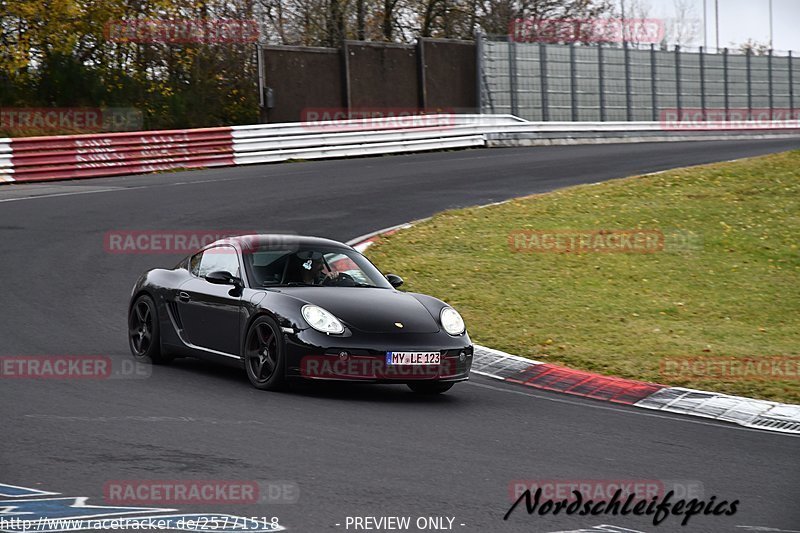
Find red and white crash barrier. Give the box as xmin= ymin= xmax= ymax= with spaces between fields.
xmin=1 ymin=114 xmax=799 ymax=184
xmin=0 ymin=128 xmax=234 ymax=183
xmin=0 ymin=138 xmax=11 ymax=182
xmin=0 ymin=115 xmax=498 ymax=183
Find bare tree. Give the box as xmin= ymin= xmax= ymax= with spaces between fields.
xmin=739 ymin=38 xmax=770 ymax=56
xmin=664 ymin=0 xmax=699 ymax=48
xmin=483 ymin=0 xmax=615 ymax=42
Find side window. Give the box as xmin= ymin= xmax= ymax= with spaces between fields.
xmin=197 ymin=246 xmax=241 ymax=279
xmin=189 ymin=252 xmax=202 ymax=277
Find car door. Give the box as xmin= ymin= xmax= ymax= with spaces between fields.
xmin=177 ymin=245 xmax=242 ymax=357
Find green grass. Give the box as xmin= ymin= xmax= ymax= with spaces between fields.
xmin=366 ymin=151 xmax=800 ymax=403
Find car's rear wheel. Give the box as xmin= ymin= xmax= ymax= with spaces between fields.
xmin=244 ymin=316 xmax=286 ymax=391
xmin=128 ymin=295 xmax=171 ymax=364
xmin=407 ymin=382 xmax=454 ymax=394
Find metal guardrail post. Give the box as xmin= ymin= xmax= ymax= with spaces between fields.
xmin=723 ymin=48 xmax=730 ymax=120
xmin=570 ymin=43 xmax=578 ymax=121
xmin=539 ymin=43 xmax=549 ymax=121
xmin=598 ymin=44 xmax=606 ymax=121
xmin=675 ymin=45 xmax=682 ymax=120
xmin=700 ymin=46 xmax=706 ymax=121
xmin=650 ymin=44 xmax=658 ymax=122
xmin=508 ymin=37 xmax=519 ymax=116
xmin=746 ymin=48 xmax=752 ymax=120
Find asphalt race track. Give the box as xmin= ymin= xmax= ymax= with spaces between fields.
xmin=2 ymin=140 xmax=799 ymax=533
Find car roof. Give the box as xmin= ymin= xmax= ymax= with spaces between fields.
xmin=205 ymin=234 xmax=353 ymax=252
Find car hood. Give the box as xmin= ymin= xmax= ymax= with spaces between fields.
xmin=278 ymin=287 xmax=441 ymax=334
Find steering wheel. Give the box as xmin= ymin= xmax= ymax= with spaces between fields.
xmin=321 ymin=272 xmax=356 ymax=286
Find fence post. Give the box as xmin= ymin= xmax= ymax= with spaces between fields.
xmin=675 ymin=45 xmax=682 ymax=120
xmin=746 ymin=48 xmax=752 ymax=120
xmin=768 ymin=49 xmax=774 ymax=120
xmin=723 ymin=47 xmax=729 ymax=120
xmin=342 ymin=41 xmax=351 ymax=115
xmin=539 ymin=43 xmax=549 ymax=121
xmin=650 ymin=43 xmax=658 ymax=121
xmin=257 ymin=45 xmax=267 ymax=122
xmin=699 ymin=46 xmax=706 ymax=121
xmin=508 ymin=36 xmax=519 ymax=116
xmin=598 ymin=44 xmax=606 ymax=121
xmin=475 ymin=31 xmax=494 ymax=115
xmin=570 ymin=43 xmax=578 ymax=121
xmin=790 ymin=51 xmax=795 ymax=116
xmin=475 ymin=33 xmax=483 ymax=113
xmin=417 ymin=38 xmax=427 ymax=110
xmin=624 ymin=41 xmax=632 ymax=121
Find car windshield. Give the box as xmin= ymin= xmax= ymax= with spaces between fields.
xmin=243 ymin=246 xmax=393 ymax=289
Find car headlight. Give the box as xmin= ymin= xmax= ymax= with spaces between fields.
xmin=440 ymin=307 xmax=465 ymax=335
xmin=302 ymin=305 xmax=345 ymax=334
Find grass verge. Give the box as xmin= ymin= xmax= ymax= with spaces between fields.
xmin=365 ymin=151 xmax=800 ymax=403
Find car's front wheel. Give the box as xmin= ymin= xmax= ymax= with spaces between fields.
xmin=407 ymin=382 xmax=454 ymax=395
xmin=244 ymin=316 xmax=287 ymax=391
xmin=128 ymin=295 xmax=171 ymax=364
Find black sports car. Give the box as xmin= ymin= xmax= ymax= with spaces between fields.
xmin=128 ymin=234 xmax=472 ymax=393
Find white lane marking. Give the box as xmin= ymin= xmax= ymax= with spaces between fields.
xmin=22 ymin=415 xmax=271 ymax=425
xmin=0 ymin=483 xmax=59 ymax=498
xmin=736 ymin=527 xmax=800 ymax=532
xmin=546 ymin=526 xmax=645 ymax=533
xmin=0 ymin=170 xmax=316 ymax=203
xmin=0 ymin=187 xmax=128 ymax=203
xmin=466 ymin=379 xmax=800 ymax=438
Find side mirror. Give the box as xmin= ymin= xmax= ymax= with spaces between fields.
xmin=386 ymin=273 xmax=404 ymax=288
xmin=205 ymin=270 xmax=240 ymax=286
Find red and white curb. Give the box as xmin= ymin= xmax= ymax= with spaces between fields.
xmin=348 ymin=229 xmax=800 ymax=435
xmin=470 ymin=345 xmax=800 ymax=434
xmin=348 ymin=222 xmax=422 ymax=253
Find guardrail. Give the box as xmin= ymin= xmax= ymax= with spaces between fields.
xmin=1 ymin=115 xmax=798 ymax=184
xmin=0 ymin=128 xmax=234 ymax=183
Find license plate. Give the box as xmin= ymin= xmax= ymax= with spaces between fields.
xmin=386 ymin=351 xmax=440 ymax=365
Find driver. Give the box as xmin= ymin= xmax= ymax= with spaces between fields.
xmin=287 ymin=251 xmax=333 ymax=285
xmin=303 ymin=256 xmax=327 ymax=284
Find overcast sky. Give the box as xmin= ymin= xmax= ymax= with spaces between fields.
xmin=622 ymin=0 xmax=799 ymax=52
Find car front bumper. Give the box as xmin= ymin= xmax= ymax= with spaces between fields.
xmin=283 ymin=328 xmax=473 ymax=383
